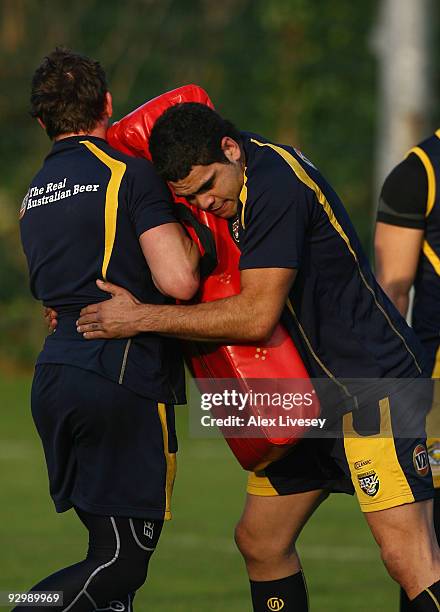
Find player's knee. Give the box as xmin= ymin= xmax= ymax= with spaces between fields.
xmin=234 ymin=521 xmax=292 ymax=565
xmin=93 ymin=552 xmax=152 ymax=597
xmin=121 ymin=555 xmax=150 ymax=591
xmin=378 ymin=541 xmax=409 ymax=586
xmin=235 ymin=520 xmax=263 ymax=561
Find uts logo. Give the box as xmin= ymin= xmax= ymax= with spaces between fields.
xmin=413 ymin=444 xmax=429 ymax=477
xmin=267 ymin=597 xmax=285 ymax=611
xmin=357 ymin=470 xmax=380 ymax=497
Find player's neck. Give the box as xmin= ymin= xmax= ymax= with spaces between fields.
xmin=54 ymin=122 xmax=107 ymax=142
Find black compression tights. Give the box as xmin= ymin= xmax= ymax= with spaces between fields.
xmin=13 ymin=508 xmax=163 ymax=612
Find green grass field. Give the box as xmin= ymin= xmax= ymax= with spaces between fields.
xmin=1 ymin=374 xmax=398 ymax=611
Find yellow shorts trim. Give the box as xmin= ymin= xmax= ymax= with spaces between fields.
xmin=247 ymin=471 xmax=279 ymax=496
xmin=157 ymin=403 xmax=177 ymax=520
xmin=343 ymin=398 xmax=415 ymax=513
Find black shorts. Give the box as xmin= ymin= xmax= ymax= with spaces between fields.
xmin=248 ymin=384 xmax=435 ymax=512
xmin=31 ymin=364 xmax=177 ymax=520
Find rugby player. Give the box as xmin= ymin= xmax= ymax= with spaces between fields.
xmin=77 ymin=103 xmax=440 ymax=611
xmin=18 ymin=50 xmax=200 ymax=611
xmin=375 ymin=130 xmax=440 ymax=611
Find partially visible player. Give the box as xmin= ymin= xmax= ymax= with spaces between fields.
xmin=18 ymin=49 xmax=200 ymax=611
xmin=375 ymin=130 xmax=440 ymax=611
xmin=76 ymin=103 xmax=440 ymax=611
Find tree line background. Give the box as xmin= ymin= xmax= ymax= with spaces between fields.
xmin=1 ymin=0 xmax=438 ymax=369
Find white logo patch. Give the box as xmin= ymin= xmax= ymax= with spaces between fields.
xmin=143 ymin=521 xmax=154 ymax=539
xmin=294 ymin=148 xmax=317 ymax=170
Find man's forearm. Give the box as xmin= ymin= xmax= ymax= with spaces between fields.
xmin=134 ymin=294 xmax=271 ymax=343
xmin=77 ymin=269 xmax=295 ymax=342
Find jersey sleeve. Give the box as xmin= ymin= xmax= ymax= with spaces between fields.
xmin=126 ymin=159 xmax=177 ymax=238
xmin=377 ymin=153 xmax=427 ymax=229
xmin=239 ymin=172 xmax=311 ymax=270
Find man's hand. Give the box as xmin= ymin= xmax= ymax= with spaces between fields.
xmin=44 ymin=307 xmax=58 ymax=333
xmin=77 ymin=279 xmax=143 ymax=339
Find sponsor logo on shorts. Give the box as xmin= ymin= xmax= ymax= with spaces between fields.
xmin=413 ymin=444 xmax=429 ymax=477
xmin=357 ymin=470 xmax=380 ymax=497
xmin=143 ymin=521 xmax=154 ymax=539
xmin=267 ymin=597 xmax=285 ymax=611
xmin=354 ymin=459 xmax=372 ymax=470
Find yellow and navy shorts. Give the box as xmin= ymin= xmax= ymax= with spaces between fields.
xmin=248 ymin=385 xmax=434 ymax=513
xmin=31 ymin=364 xmax=177 ymax=520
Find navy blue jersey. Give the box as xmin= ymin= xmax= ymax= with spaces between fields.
xmin=20 ymin=136 xmax=185 ymax=403
xmin=378 ymin=131 xmax=440 ymax=375
xmin=235 ymin=133 xmax=426 ymax=407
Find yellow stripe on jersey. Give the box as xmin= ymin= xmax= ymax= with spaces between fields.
xmin=240 ymin=168 xmax=248 ymax=228
xmin=250 ymin=138 xmax=422 ymax=375
xmin=80 ymin=140 xmax=126 ymax=280
xmin=157 ymin=403 xmax=177 ymax=520
xmin=423 ymin=240 xmax=440 ymax=277
xmin=343 ymin=397 xmax=415 ymax=512
xmin=407 ymin=146 xmax=436 ymax=218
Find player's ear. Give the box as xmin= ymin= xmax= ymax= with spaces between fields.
xmin=37 ymin=117 xmax=46 ymax=131
xmin=104 ymin=91 xmax=113 ymax=119
xmin=221 ymin=136 xmax=241 ymax=163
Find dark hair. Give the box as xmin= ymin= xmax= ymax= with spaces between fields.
xmin=149 ymin=102 xmax=241 ymax=181
xmin=30 ymin=47 xmax=108 ymax=139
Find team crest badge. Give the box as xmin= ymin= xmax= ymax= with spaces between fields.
xmin=267 ymin=597 xmax=285 ymax=611
xmin=19 ymin=190 xmax=29 ymax=219
xmin=293 ymin=148 xmax=317 ymax=170
xmin=230 ymin=217 xmax=240 ymax=244
xmin=357 ymin=470 xmax=380 ymax=497
xmin=413 ymin=444 xmax=429 ymax=477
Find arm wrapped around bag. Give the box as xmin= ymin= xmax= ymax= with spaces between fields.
xmin=107 ymin=85 xmax=319 ymax=471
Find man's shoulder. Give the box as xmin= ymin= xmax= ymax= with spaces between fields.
xmin=96 ymin=141 xmax=156 ymax=174
xmin=242 ymin=132 xmax=315 ymax=199
xmin=96 ymin=141 xmax=165 ymax=191
xmin=381 ymin=153 xmax=427 ymax=204
xmin=243 ymin=132 xmax=294 ymax=176
xmin=416 ymin=129 xmax=440 ymax=152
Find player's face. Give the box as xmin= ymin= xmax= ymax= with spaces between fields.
xmin=170 ymin=137 xmax=244 ymax=219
